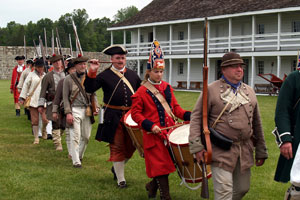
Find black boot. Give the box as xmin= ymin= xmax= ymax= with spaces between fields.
xmin=27 ymin=110 xmax=31 ymax=121
xmin=156 ymin=175 xmax=171 ymax=200
xmin=111 ymin=166 xmax=117 ymax=180
xmin=16 ymin=109 xmax=20 ymax=117
xmin=146 ymin=178 xmax=158 ymax=199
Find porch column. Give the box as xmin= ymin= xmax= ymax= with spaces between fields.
xmin=187 ymin=58 xmax=191 ymax=89
xmin=251 ymin=56 xmax=255 ymax=88
xmin=252 ymin=15 xmax=256 ymax=51
xmin=277 ymin=55 xmax=281 ymax=77
xmin=169 ymin=25 xmax=173 ymax=55
xmin=123 ymin=30 xmax=126 ymax=46
xmin=137 ymin=59 xmax=141 ymax=77
xmin=137 ymin=28 xmax=140 ymax=56
xmin=110 ymin=31 xmax=113 ymax=45
xmin=153 ymin=26 xmax=156 ymax=40
xmin=228 ymin=18 xmax=232 ymax=52
xmin=207 ymin=57 xmax=210 ymax=84
xmin=277 ymin=13 xmax=281 ymax=51
xmin=169 ymin=58 xmax=173 ymax=86
xmin=188 ymin=22 xmax=191 ymax=53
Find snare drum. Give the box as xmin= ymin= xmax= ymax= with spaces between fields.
xmin=168 ymin=124 xmax=212 ymax=183
xmin=124 ymin=110 xmax=144 ymax=157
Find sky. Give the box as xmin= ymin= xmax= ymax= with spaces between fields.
xmin=0 ymin=0 xmax=153 ymax=28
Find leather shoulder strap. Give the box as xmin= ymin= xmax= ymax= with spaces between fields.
xmin=110 ymin=67 xmax=135 ymax=95
xmin=143 ymin=81 xmax=176 ymax=121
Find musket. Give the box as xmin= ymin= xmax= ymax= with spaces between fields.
xmin=24 ymin=35 xmax=27 ymax=59
xmin=72 ymin=19 xmax=83 ymax=56
xmin=69 ymin=33 xmax=73 ymax=57
xmin=51 ymin=29 xmax=55 ymax=55
xmin=200 ymin=18 xmax=212 ymax=199
xmin=33 ymin=40 xmax=39 ymax=58
xmin=44 ymin=28 xmax=48 ymax=56
xmin=39 ymin=36 xmax=48 ymax=73
xmin=55 ymin=28 xmax=66 ymax=70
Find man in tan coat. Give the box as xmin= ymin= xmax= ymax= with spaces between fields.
xmin=189 ymin=52 xmax=268 ymax=200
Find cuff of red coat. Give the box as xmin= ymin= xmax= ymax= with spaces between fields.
xmin=141 ymin=119 xmax=154 ymax=132
xmin=189 ymin=136 xmax=205 ymax=154
xmin=184 ymin=111 xmax=191 ymax=121
xmin=87 ymin=69 xmax=97 ymax=78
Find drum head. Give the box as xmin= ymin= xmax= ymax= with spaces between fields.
xmin=168 ymin=124 xmax=190 ymax=145
xmin=124 ymin=110 xmax=138 ymax=127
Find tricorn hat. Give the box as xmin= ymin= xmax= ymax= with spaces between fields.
xmin=15 ymin=55 xmax=25 ymax=60
xmin=221 ymin=52 xmax=246 ymax=67
xmin=34 ymin=58 xmax=45 ymax=67
xmin=49 ymin=54 xmax=63 ymax=63
xmin=147 ymin=40 xmax=165 ymax=70
xmin=64 ymin=60 xmax=75 ymax=73
xmin=26 ymin=58 xmax=34 ymax=64
xmin=72 ymin=54 xmax=89 ymax=65
xmin=102 ymin=45 xmax=127 ymax=55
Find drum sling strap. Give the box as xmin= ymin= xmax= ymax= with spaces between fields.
xmin=143 ymin=81 xmax=176 ymax=121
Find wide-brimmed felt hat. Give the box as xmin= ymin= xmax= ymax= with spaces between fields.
xmin=102 ymin=45 xmax=127 ymax=55
xmin=147 ymin=40 xmax=165 ymax=70
xmin=221 ymin=52 xmax=246 ymax=67
xmin=34 ymin=58 xmax=45 ymax=67
xmin=49 ymin=54 xmax=63 ymax=63
xmin=15 ymin=55 xmax=25 ymax=60
xmin=73 ymin=54 xmax=89 ymax=65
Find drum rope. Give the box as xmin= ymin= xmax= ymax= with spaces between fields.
xmin=168 ymin=140 xmax=202 ymax=190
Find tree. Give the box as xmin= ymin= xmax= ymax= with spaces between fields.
xmin=113 ymin=6 xmax=139 ymax=23
xmin=113 ymin=6 xmax=139 ymax=44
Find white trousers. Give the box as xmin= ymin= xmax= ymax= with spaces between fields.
xmin=69 ymin=107 xmax=92 ymax=165
xmin=211 ymin=159 xmax=251 ymax=200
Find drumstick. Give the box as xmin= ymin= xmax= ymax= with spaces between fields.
xmin=147 ymin=123 xmax=185 ymax=134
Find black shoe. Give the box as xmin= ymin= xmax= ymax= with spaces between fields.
xmin=16 ymin=109 xmax=20 ymax=117
xmin=73 ymin=164 xmax=82 ymax=168
xmin=47 ymin=134 xmax=53 ymax=140
xmin=118 ymin=181 xmax=127 ymax=189
xmin=111 ymin=167 xmax=117 ymax=180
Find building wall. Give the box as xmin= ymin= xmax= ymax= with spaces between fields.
xmin=0 ymin=46 xmax=108 ymax=80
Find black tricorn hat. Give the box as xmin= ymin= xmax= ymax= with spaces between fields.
xmin=102 ymin=45 xmax=127 ymax=55
xmin=73 ymin=54 xmax=89 ymax=65
xmin=34 ymin=58 xmax=45 ymax=67
xmin=64 ymin=60 xmax=75 ymax=73
xmin=49 ymin=54 xmax=63 ymax=63
xmin=221 ymin=52 xmax=246 ymax=67
xmin=26 ymin=58 xmax=34 ymax=64
xmin=15 ymin=55 xmax=25 ymax=60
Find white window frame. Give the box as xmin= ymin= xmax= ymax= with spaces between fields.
xmin=178 ymin=62 xmax=184 ymax=75
xmin=257 ymin=61 xmax=264 ymax=75
xmin=257 ymin=24 xmax=265 ymax=34
xmin=178 ymin=31 xmax=184 ymax=40
xmin=292 ymin=21 xmax=300 ymax=32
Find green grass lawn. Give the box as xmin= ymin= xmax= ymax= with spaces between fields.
xmin=0 ymin=79 xmax=289 ymax=199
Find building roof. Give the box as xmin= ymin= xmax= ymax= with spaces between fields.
xmin=112 ymin=0 xmax=300 ymax=28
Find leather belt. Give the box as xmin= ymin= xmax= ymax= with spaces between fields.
xmin=103 ymin=103 xmax=130 ymax=111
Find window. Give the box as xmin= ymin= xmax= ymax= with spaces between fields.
xmin=178 ymin=31 xmax=184 ymax=40
xmin=178 ymin=62 xmax=184 ymax=75
xmin=140 ymin=35 xmax=144 ymax=43
xmin=140 ymin=63 xmax=144 ymax=75
xmin=257 ymin=61 xmax=264 ymax=74
xmin=292 ymin=21 xmax=300 ymax=32
xmin=257 ymin=24 xmax=265 ymax=34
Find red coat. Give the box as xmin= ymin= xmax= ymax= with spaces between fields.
xmin=131 ymin=80 xmax=191 ymax=178
xmin=10 ymin=65 xmax=25 ymax=103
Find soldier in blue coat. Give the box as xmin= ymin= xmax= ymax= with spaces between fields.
xmin=274 ymin=70 xmax=300 ymax=199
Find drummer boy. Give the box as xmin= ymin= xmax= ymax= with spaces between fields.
xmin=131 ymin=40 xmax=191 ymax=199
